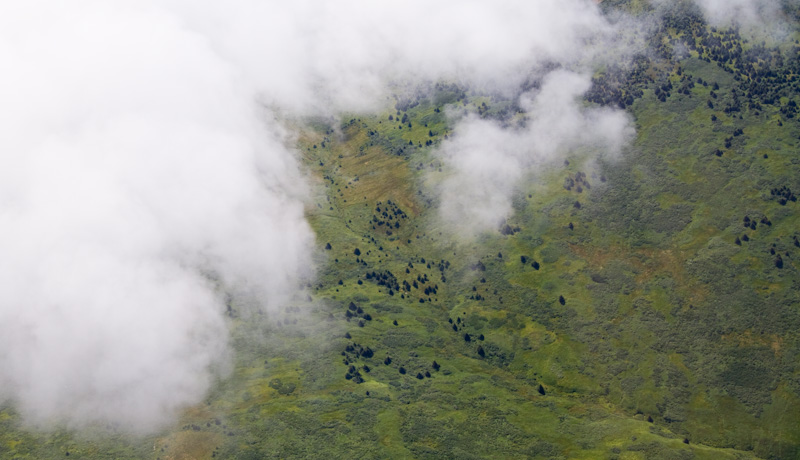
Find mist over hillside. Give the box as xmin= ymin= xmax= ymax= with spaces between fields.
xmin=1 ymin=0 xmax=800 ymax=458
xmin=0 ymin=0 xmax=627 ymax=431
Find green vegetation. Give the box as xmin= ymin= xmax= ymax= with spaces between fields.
xmin=3 ymin=3 xmax=800 ymax=459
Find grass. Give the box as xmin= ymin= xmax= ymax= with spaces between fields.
xmin=3 ymin=9 xmax=800 ymax=459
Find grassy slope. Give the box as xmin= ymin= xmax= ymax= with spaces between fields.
xmin=3 ymin=13 xmax=800 ymax=460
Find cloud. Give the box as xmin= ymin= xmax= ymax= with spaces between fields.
xmin=0 ymin=2 xmax=313 ymax=432
xmin=692 ymin=0 xmax=784 ymax=26
xmin=0 ymin=0 xmax=633 ymax=432
xmin=436 ymin=70 xmax=633 ymax=235
xmin=165 ymin=0 xmax=619 ymax=110
xmin=653 ymin=0 xmax=794 ymax=36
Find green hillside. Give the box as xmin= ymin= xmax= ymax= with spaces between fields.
xmin=3 ymin=2 xmax=800 ymax=459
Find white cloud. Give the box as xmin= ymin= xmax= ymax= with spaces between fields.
xmin=693 ymin=0 xmax=784 ymax=26
xmin=436 ymin=70 xmax=633 ymax=235
xmin=0 ymin=1 xmax=313 ymax=432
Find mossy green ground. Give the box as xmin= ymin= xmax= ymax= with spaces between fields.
xmin=3 ymin=18 xmax=800 ymax=460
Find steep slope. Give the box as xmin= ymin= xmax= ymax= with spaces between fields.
xmin=2 ymin=4 xmax=800 ymax=459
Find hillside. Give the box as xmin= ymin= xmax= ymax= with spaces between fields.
xmin=2 ymin=2 xmax=800 ymax=459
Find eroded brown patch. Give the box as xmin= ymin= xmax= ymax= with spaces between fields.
xmin=569 ymin=244 xmax=709 ymax=305
xmin=156 ymin=430 xmax=221 ymax=460
xmin=300 ymin=122 xmax=420 ymax=216
xmin=721 ymin=330 xmax=784 ymax=357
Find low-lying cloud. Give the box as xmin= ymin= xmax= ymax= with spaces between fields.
xmin=436 ymin=71 xmax=633 ymax=234
xmin=0 ymin=2 xmax=314 ymax=432
xmin=0 ymin=0 xmax=636 ymax=432
xmin=692 ymin=0 xmax=785 ymax=27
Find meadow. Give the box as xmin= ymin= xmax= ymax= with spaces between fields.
xmin=2 ymin=3 xmax=800 ymax=458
